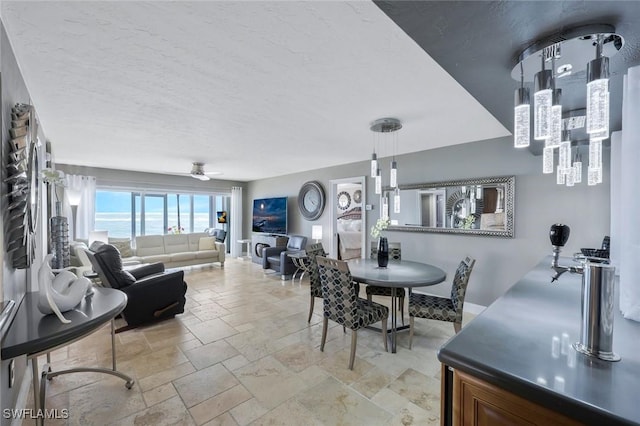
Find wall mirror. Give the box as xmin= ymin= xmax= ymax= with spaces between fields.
xmin=382 ymin=176 xmax=515 ymax=237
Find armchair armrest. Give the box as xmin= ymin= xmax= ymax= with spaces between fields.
xmin=122 ymin=270 xmax=186 ymax=302
xmin=128 ymin=262 xmax=165 ymax=280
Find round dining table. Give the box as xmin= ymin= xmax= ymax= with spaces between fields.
xmin=348 ymin=258 xmax=446 ymax=353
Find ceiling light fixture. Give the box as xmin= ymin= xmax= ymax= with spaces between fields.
xmin=370 ymin=118 xmax=402 ymax=213
xmin=511 ymin=24 xmax=624 ymax=186
xmin=190 ymin=162 xmax=211 ymax=181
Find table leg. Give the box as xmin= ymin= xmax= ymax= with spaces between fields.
xmin=31 ymin=357 xmax=40 ymax=426
xmin=390 ymin=287 xmax=397 ymax=353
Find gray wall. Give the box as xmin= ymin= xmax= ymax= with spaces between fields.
xmin=247 ymin=135 xmax=610 ymax=307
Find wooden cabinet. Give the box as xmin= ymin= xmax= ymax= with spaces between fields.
xmin=447 ymin=367 xmax=582 ymax=426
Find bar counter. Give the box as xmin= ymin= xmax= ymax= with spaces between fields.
xmin=438 ymin=256 xmax=640 ymax=425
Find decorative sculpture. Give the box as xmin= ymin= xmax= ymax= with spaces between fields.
xmin=37 ymin=254 xmax=90 ymax=324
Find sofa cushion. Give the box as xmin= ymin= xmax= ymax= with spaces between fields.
xmin=188 ymin=233 xmax=209 ymax=251
xmin=164 ymin=234 xmax=190 ymax=254
xmin=170 ymin=252 xmax=196 ymax=262
xmin=109 ymin=237 xmax=133 ymax=258
xmin=95 ymin=244 xmax=136 ymax=289
xmin=141 ymin=254 xmax=171 ymax=264
xmin=196 ymin=250 xmax=219 ymax=260
xmin=198 ymin=237 xmax=216 ymax=251
xmin=136 ymin=235 xmax=166 ymax=256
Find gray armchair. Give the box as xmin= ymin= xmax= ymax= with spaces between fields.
xmin=262 ymin=235 xmax=307 ymax=280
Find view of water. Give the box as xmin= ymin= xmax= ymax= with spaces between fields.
xmin=95 ymin=212 xmax=212 ymax=238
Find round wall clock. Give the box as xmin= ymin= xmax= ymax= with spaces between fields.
xmin=298 ymin=181 xmax=325 ymax=220
xmin=337 ymin=191 xmax=351 ymax=210
xmin=353 ymin=189 xmax=362 ymax=204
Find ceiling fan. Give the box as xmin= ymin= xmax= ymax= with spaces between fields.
xmin=189 ymin=162 xmax=221 ymax=181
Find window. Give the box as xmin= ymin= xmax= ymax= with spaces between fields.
xmin=95 ymin=189 xmax=229 ymax=239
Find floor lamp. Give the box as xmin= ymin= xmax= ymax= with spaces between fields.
xmin=66 ymin=189 xmax=81 ymax=241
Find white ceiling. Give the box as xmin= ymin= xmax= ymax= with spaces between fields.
xmin=2 ymin=1 xmax=509 ymax=182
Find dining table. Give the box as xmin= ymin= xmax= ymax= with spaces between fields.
xmin=348 ymin=258 xmax=447 ymax=353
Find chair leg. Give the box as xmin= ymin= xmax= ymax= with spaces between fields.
xmin=320 ymin=317 xmax=328 ymax=352
xmin=409 ymin=316 xmax=414 ymax=350
xmin=367 ymin=293 xmax=372 ymax=303
xmin=308 ymin=296 xmax=315 ymax=323
xmin=454 ymin=322 xmax=462 ymax=334
xmin=349 ymin=330 xmax=357 ymax=370
xmin=399 ymin=295 xmax=405 ymax=326
xmin=382 ymin=315 xmax=388 ymax=352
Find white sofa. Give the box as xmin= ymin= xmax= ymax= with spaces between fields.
xmin=71 ymin=232 xmax=225 ymax=270
xmin=131 ymin=232 xmax=225 ymax=268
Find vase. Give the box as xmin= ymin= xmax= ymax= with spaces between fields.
xmin=377 ymin=237 xmax=389 ymax=268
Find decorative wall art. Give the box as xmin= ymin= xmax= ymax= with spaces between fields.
xmin=5 ymin=103 xmax=40 ymax=269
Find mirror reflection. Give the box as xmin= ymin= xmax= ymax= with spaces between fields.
xmin=382 ymin=176 xmax=514 ymax=237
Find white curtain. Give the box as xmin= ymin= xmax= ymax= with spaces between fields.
xmin=617 ymin=65 xmax=640 ymax=322
xmin=64 ymin=174 xmax=96 ymax=241
xmin=230 ymin=186 xmax=243 ymax=258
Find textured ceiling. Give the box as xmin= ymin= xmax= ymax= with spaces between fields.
xmin=376 ymin=1 xmax=640 ymax=154
xmin=1 ymin=1 xmax=509 ymax=182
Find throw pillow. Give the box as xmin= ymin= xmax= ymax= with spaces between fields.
xmin=199 ymin=237 xmax=216 ymax=251
xmin=109 ymin=238 xmax=133 ymax=258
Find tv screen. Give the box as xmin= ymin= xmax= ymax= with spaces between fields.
xmin=217 ymin=211 xmax=227 ymax=224
xmin=252 ymin=197 xmax=287 ymax=234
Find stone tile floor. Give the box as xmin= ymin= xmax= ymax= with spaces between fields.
xmin=29 ymin=259 xmax=474 ymax=425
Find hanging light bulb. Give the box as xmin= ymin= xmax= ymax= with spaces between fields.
xmin=566 ymin=166 xmax=575 ymax=187
xmin=390 ymin=160 xmax=397 ymax=188
xmin=573 ymin=150 xmax=583 ymax=184
xmin=558 ymin=130 xmax=571 ymax=173
xmin=514 ymin=63 xmax=530 ymax=148
xmin=543 ymin=146 xmax=554 ymax=174
xmin=547 ymin=89 xmax=562 ymax=148
xmin=382 ymin=195 xmax=389 ymax=219
xmin=588 ymin=138 xmax=603 ymax=186
xmin=556 ymin=165 xmax=566 ymax=185
xmin=393 ymin=187 xmax=400 ymax=213
xmin=534 ymin=55 xmax=553 ymax=141
xmin=375 ymin=168 xmax=381 ymax=194
xmin=587 ymin=35 xmax=610 ymax=135
xmin=370 ymin=152 xmax=377 ymax=178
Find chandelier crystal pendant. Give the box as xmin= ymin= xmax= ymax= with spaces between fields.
xmin=573 ymin=151 xmax=583 ymax=184
xmin=534 ymin=59 xmax=553 ymax=141
xmin=514 ymin=63 xmax=530 ymax=148
xmin=586 ymin=35 xmax=610 ymax=136
xmin=547 ymin=89 xmax=562 ymax=148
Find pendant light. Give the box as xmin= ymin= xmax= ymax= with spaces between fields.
xmin=514 ymin=63 xmax=530 ymax=148
xmin=510 ymin=25 xmax=623 ymax=187
xmin=369 ymin=117 xmax=402 ymax=198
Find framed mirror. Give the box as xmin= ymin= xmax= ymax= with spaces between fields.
xmin=382 ymin=176 xmax=515 ymax=237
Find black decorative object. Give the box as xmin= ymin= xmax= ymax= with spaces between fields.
xmin=377 ymin=237 xmax=389 ymax=268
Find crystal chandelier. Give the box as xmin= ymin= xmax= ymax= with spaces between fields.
xmin=511 ymin=25 xmax=624 ymax=187
xmin=369 ymin=118 xmax=402 ymax=214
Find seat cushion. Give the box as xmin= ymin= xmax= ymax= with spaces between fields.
xmin=267 ymin=256 xmax=281 ymax=266
xmin=170 ymin=252 xmax=196 ymax=262
xmin=354 ymin=299 xmax=388 ymax=330
xmin=198 ymin=237 xmax=216 ymax=250
xmin=141 ymin=254 xmax=171 ymax=264
xmin=196 ymin=250 xmax=219 ymax=260
xmin=409 ymin=293 xmax=456 ymax=322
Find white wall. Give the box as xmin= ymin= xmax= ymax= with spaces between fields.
xmin=247 ymin=135 xmax=610 ymax=307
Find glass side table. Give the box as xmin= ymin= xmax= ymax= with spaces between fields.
xmin=287 ymin=251 xmax=311 ymax=283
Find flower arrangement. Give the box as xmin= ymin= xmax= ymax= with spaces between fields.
xmin=461 ymin=215 xmax=476 ymax=230
xmin=370 ymin=217 xmax=390 ymax=239
xmin=168 ymin=225 xmax=184 ymax=234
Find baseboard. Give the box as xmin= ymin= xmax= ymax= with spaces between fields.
xmin=464 ymin=302 xmax=486 ymax=315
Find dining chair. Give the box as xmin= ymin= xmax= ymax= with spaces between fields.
xmin=408 ymin=256 xmax=476 ymax=348
xmin=306 ymin=242 xmax=326 ymax=323
xmin=366 ymin=242 xmax=405 ymax=325
xmin=317 ymin=256 xmax=389 ymax=370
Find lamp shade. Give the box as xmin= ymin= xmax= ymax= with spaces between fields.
xmin=66 ymin=189 xmax=82 ymax=206
xmin=312 ymin=225 xmax=323 ymax=241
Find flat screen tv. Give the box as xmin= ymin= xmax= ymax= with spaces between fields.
xmin=252 ymin=197 xmax=287 ymax=234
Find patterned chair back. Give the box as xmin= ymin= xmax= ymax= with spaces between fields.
xmin=306 ymin=243 xmax=326 ymax=297
xmin=450 ymin=256 xmax=476 ymax=315
xmin=317 ymin=256 xmax=358 ymax=329
xmin=370 ymin=242 xmax=402 ymax=261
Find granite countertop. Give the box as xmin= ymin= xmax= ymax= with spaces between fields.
xmin=438 ymin=256 xmax=640 ymax=426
